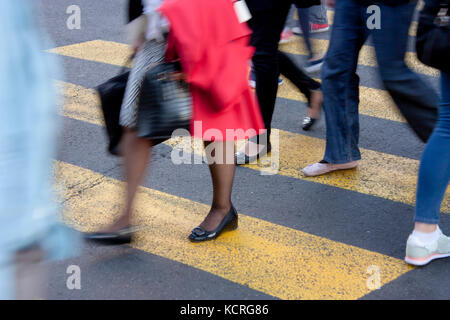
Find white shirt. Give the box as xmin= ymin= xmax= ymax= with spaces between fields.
xmin=143 ymin=0 xmax=169 ymax=41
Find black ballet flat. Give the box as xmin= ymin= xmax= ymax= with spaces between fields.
xmin=235 ymin=143 xmax=272 ymax=165
xmin=84 ymin=225 xmax=142 ymax=245
xmin=189 ymin=206 xmax=238 ymax=242
xmin=302 ymin=117 xmax=317 ymax=131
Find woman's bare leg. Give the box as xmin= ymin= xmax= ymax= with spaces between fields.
xmin=101 ymin=128 xmax=152 ymax=232
xmin=307 ymin=89 xmax=323 ymax=119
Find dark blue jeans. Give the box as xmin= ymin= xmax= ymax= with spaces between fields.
xmin=414 ymin=72 xmax=450 ymax=224
xmin=321 ymin=0 xmax=438 ymax=164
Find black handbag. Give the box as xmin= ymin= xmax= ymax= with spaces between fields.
xmin=96 ymin=69 xmax=130 ymax=156
xmin=136 ymin=61 xmax=192 ymax=140
xmin=416 ymin=0 xmax=450 ymax=73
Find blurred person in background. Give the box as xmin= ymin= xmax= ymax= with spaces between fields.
xmin=235 ymin=0 xmax=322 ymax=164
xmin=277 ymin=51 xmax=323 ymax=132
xmin=85 ymin=0 xmax=265 ymax=243
xmin=302 ymin=0 xmax=439 ymax=177
xmin=0 ymin=0 xmax=79 ymax=299
xmin=243 ymin=50 xmax=323 ymax=150
xmin=281 ymin=2 xmax=329 ymax=73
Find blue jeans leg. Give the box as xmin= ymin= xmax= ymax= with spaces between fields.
xmin=322 ymin=0 xmax=368 ymax=164
xmin=371 ymin=1 xmax=438 ymax=143
xmin=297 ymin=7 xmax=313 ymax=57
xmin=285 ymin=5 xmax=297 ymax=29
xmin=308 ymin=4 xmax=328 ymax=25
xmin=414 ymin=72 xmax=450 ymax=224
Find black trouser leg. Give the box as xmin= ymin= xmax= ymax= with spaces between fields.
xmin=247 ymin=3 xmax=291 ymax=145
xmin=278 ymin=51 xmax=321 ymax=104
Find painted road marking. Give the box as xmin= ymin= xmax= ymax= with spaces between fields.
xmin=279 ymin=37 xmax=438 ymax=77
xmin=55 ymin=160 xmax=413 ymax=300
xmin=50 ymin=40 xmax=408 ymax=123
xmin=57 ymin=81 xmax=450 ymax=212
xmin=277 ymin=77 xmax=406 ymax=123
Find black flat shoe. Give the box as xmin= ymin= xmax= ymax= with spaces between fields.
xmin=235 ymin=143 xmax=272 ymax=165
xmin=84 ymin=225 xmax=142 ymax=245
xmin=302 ymin=116 xmax=317 ymax=131
xmin=189 ymin=206 xmax=238 ymax=242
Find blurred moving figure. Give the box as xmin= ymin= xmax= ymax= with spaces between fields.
xmin=282 ymin=3 xmax=329 ymax=73
xmin=277 ymin=51 xmax=323 ymax=132
xmin=235 ymin=0 xmax=322 ymax=164
xmin=86 ymin=0 xmax=264 ymax=243
xmin=0 ymin=0 xmax=78 ymax=299
xmin=405 ymin=0 xmax=450 ymax=266
xmin=303 ymin=0 xmax=439 ymax=177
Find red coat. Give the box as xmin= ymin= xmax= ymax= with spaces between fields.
xmin=159 ymin=0 xmax=265 ymax=141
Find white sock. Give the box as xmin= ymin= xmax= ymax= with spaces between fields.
xmin=412 ymin=226 xmax=441 ymax=244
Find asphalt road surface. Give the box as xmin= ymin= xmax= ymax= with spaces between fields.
xmin=34 ymin=0 xmax=449 ymax=300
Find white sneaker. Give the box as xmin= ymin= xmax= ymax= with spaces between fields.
xmin=405 ymin=228 xmax=450 ymax=266
xmin=302 ymin=161 xmax=358 ymax=177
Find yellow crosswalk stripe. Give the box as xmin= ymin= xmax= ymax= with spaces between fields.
xmin=283 ymin=7 xmax=431 ymax=76
xmin=48 ymin=40 xmax=133 ymax=68
xmin=58 ymin=81 xmax=450 ymax=212
xmin=50 ymin=40 xmax=407 ymax=123
xmin=278 ymin=77 xmax=406 ymax=123
xmin=279 ymin=38 xmax=438 ymax=77
xmin=55 ymin=160 xmax=413 ymax=300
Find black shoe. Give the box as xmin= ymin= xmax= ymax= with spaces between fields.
xmin=235 ymin=143 xmax=272 ymax=165
xmin=302 ymin=116 xmax=317 ymax=131
xmin=84 ymin=225 xmax=141 ymax=245
xmin=189 ymin=206 xmax=238 ymax=242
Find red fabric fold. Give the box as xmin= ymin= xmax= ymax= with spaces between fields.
xmin=159 ymin=0 xmax=265 ymax=141
xmin=160 ymin=0 xmax=254 ymax=112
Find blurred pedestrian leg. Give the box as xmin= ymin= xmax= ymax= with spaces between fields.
xmin=0 ymin=0 xmax=79 ymax=299
xmin=303 ymin=0 xmax=439 ymax=177
xmin=308 ymin=4 xmax=328 ymax=27
xmin=320 ymin=0 xmax=367 ymax=165
xmin=371 ymin=1 xmax=439 ymax=142
xmin=277 ymin=51 xmax=323 ymax=130
xmin=237 ymin=1 xmax=291 ymax=161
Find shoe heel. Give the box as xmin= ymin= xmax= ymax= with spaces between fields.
xmin=226 ymin=216 xmax=238 ymax=231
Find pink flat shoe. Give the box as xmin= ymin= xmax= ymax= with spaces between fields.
xmin=302 ymin=161 xmax=358 ymax=177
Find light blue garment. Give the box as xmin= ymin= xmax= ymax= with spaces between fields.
xmin=0 ymin=0 xmax=79 ymax=299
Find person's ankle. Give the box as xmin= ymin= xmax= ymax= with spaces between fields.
xmin=411 ymin=225 xmax=441 ymax=245
xmin=211 ymin=204 xmax=231 ymax=215
xmin=414 ymin=222 xmax=438 ymax=233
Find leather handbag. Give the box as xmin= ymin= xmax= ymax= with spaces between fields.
xmin=136 ymin=61 xmax=192 ymax=140
xmin=416 ymin=0 xmax=450 ymax=73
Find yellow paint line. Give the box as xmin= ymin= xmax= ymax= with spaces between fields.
xmin=59 ymin=81 xmax=450 ymax=212
xmin=48 ymin=40 xmax=133 ymax=67
xmin=56 ymin=81 xmax=104 ymax=126
xmin=279 ymin=37 xmax=438 ymax=77
xmin=52 ymin=40 xmax=407 ymax=123
xmin=169 ymin=130 xmax=450 ymax=213
xmin=278 ymin=77 xmax=406 ymax=123
xmin=55 ymin=160 xmax=413 ymax=300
